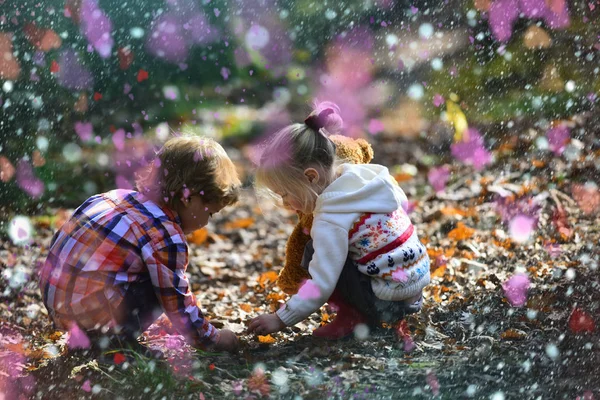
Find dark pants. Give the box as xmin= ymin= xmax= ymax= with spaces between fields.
xmin=301 ymin=240 xmax=422 ymax=326
xmin=87 ymin=278 xmax=162 ymax=350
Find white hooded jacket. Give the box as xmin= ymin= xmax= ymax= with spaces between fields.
xmin=276 ymin=163 xmax=430 ymax=327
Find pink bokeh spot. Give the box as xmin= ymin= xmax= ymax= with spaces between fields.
xmin=112 ymin=129 xmax=125 ymax=151
xmin=67 ymin=324 xmax=91 ymax=349
xmin=433 ymin=94 xmax=445 ymax=107
xmin=428 ymin=165 xmax=451 ymax=193
xmin=403 ymin=335 xmax=416 ymax=352
xmin=508 ymin=214 xmax=536 ymax=243
xmin=367 ymin=119 xmax=385 ymax=135
xmin=16 ymin=159 xmax=44 ymax=199
xmin=502 ymin=273 xmax=530 ymax=307
xmin=81 ymin=380 xmax=92 ymax=392
xmin=115 ymin=175 xmax=133 ymax=190
xmin=75 ymin=121 xmax=93 ymax=142
xmin=297 ymin=280 xmax=321 ymax=300
xmin=450 ymin=128 xmax=492 ymax=170
xmin=80 ymin=0 xmax=114 ymax=58
xmin=544 ymin=241 xmax=561 ymax=258
xmin=146 ymin=3 xmax=219 ymax=64
xmin=392 ymin=268 xmax=409 ymax=283
xmin=56 ymin=49 xmax=94 ymax=90
xmin=547 ymin=124 xmax=570 ymax=155
xmin=488 ymin=0 xmax=570 ymax=42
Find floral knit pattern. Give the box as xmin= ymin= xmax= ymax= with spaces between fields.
xmin=348 ymin=209 xmax=430 ymax=301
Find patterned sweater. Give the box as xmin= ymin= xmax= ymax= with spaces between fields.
xmin=277 ymin=164 xmax=430 ymax=327
xmin=349 ymin=209 xmax=430 ymax=301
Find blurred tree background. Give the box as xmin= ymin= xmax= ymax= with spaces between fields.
xmin=0 ymin=0 xmax=598 ymax=215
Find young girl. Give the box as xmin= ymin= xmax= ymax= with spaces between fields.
xmin=248 ymin=103 xmax=430 ymax=339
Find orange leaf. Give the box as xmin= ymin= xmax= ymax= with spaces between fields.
xmin=240 ymin=303 xmax=252 ymax=313
xmin=266 ymin=292 xmax=287 ymax=302
xmin=431 ymin=264 xmax=446 ymax=278
xmin=448 ymin=222 xmax=475 ymax=241
xmin=187 ymin=228 xmax=208 ymax=245
xmin=440 ymin=206 xmax=476 ymax=217
xmin=224 ymin=217 xmax=255 ymax=230
xmin=394 ymin=173 xmax=413 ymax=183
xmin=258 ymin=271 xmax=279 ymax=288
xmin=257 ymin=334 xmax=276 ymax=344
xmin=48 ymin=331 xmax=64 ymax=341
xmin=500 ymin=329 xmax=527 ymax=340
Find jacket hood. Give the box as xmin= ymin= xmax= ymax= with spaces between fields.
xmin=315 ymin=163 xmax=407 ymax=214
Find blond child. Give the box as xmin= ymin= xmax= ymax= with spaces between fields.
xmin=39 ymin=135 xmax=241 ymax=353
xmin=249 ymin=103 xmax=430 ymax=339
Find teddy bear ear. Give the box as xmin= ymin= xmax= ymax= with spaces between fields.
xmin=355 ymin=139 xmax=374 ymax=163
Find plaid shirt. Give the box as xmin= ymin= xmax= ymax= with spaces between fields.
xmin=39 ymin=189 xmax=220 ymax=347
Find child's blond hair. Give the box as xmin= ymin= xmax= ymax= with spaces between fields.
xmin=255 ymin=102 xmax=345 ymax=211
xmin=136 ymin=135 xmax=241 ymax=209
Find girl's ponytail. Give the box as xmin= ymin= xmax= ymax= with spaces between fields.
xmin=304 ymin=101 xmax=343 ymax=136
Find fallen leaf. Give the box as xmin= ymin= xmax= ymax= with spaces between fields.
xmin=431 ymin=264 xmax=446 ymax=278
xmin=187 ymin=228 xmax=208 ymax=245
xmin=440 ymin=206 xmax=476 ymax=217
xmin=223 ymin=217 xmax=255 ymax=230
xmin=240 ymin=303 xmax=253 ymax=313
xmin=448 ymin=222 xmax=475 ymax=241
xmin=500 ymin=329 xmax=527 ymax=340
xmin=257 ymin=335 xmax=276 ymax=344
xmin=258 ymin=271 xmax=279 ymax=288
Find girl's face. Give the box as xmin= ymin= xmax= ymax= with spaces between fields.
xmin=278 ymin=190 xmax=306 ymax=213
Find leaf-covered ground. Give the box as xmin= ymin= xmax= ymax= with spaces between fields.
xmin=1 ymin=118 xmax=599 ymax=399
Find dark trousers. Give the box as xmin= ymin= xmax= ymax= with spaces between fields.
xmin=87 ymin=278 xmax=163 ymax=350
xmin=301 ymin=240 xmax=422 ymax=326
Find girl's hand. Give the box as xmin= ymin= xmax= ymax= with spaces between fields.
xmin=248 ymin=313 xmax=286 ymax=335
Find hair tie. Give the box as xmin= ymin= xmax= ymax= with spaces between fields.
xmin=304 ymin=108 xmax=334 ymax=132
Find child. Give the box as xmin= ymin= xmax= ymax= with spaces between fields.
xmin=39 ymin=135 xmax=241 ymax=353
xmin=248 ymin=103 xmax=430 ymax=339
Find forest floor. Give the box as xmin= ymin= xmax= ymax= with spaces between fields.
xmin=1 ymin=119 xmax=599 ymax=399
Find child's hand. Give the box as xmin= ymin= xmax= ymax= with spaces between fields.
xmin=213 ymin=329 xmax=239 ymax=353
xmin=248 ymin=313 xmax=286 ymax=335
